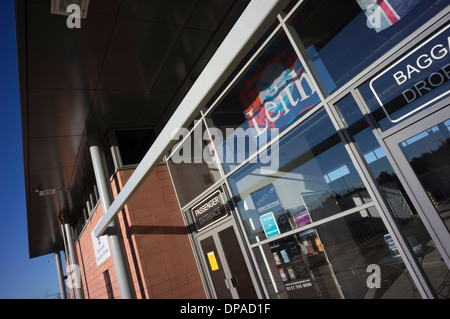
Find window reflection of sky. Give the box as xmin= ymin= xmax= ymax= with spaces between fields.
xmin=210 ymin=30 xmax=321 ymax=173
xmin=229 ymin=110 xmax=367 ymax=198
xmin=293 ymin=0 xmax=446 ymax=93
xmin=229 ymin=109 xmax=370 ymax=243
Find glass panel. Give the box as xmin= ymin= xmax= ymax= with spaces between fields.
xmin=335 ymin=95 xmax=450 ymax=298
xmin=103 ymin=135 xmax=116 ymax=177
xmin=253 ymin=209 xmax=422 ymax=299
xmin=229 ymin=109 xmax=371 ymax=244
xmin=218 ymin=227 xmax=258 ymax=298
xmin=202 ymin=20 xmax=280 ymax=117
xmin=167 ymin=121 xmax=222 ymax=207
xmin=206 ymin=29 xmax=321 ymax=173
xmin=199 ymin=236 xmax=233 ymax=299
xmin=103 ymin=270 xmax=114 ymax=299
xmin=399 ymin=119 xmax=450 ymax=233
xmin=289 ymin=0 xmax=447 ymax=94
xmin=115 ymin=129 xmax=156 ymax=166
xmin=335 ymin=96 xmax=418 ymax=223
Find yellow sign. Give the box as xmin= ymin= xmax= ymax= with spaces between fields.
xmin=207 ymin=251 xmax=219 ymax=271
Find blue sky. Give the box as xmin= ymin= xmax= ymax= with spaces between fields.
xmin=0 ymin=0 xmax=64 ymax=299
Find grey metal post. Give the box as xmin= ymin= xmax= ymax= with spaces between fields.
xmin=88 ymin=132 xmax=136 ymax=299
xmin=63 ymin=222 xmax=84 ymax=299
xmin=54 ymin=251 xmax=67 ymax=299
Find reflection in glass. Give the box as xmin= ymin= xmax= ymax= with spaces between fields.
xmin=229 ymin=109 xmax=371 ymax=244
xmin=254 ymin=210 xmax=421 ymax=299
xmin=206 ymin=30 xmax=320 ymax=173
xmin=335 ymin=95 xmax=418 ymax=222
xmin=199 ymin=236 xmax=232 ymax=299
xmin=399 ymin=120 xmax=450 ymax=233
xmin=335 ymin=95 xmax=450 ymax=298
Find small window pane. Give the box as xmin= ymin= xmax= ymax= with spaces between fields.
xmin=229 ymin=109 xmax=371 ymax=244
xmin=289 ymin=0 xmax=447 ymax=93
xmin=167 ymin=121 xmax=222 ymax=208
xmin=253 ymin=209 xmax=420 ymax=299
xmin=115 ymin=129 xmax=156 ymax=166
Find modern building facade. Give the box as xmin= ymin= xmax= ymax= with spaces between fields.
xmin=17 ymin=0 xmax=450 ymax=299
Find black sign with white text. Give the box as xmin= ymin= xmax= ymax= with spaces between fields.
xmin=191 ymin=189 xmax=229 ymax=231
xmin=370 ymin=23 xmax=450 ymax=123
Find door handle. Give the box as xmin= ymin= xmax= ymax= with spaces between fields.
xmin=231 ymin=276 xmax=238 ymax=288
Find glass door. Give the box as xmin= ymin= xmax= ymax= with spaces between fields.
xmin=385 ymin=106 xmax=450 ymax=298
xmin=196 ymin=220 xmax=259 ymax=299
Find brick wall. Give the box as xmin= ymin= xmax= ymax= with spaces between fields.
xmin=73 ymin=207 xmax=118 ymax=299
xmin=68 ymin=164 xmax=206 ymax=299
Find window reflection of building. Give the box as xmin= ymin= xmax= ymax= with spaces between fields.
xmin=167 ymin=121 xmax=223 ymax=208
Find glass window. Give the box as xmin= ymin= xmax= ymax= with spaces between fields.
xmin=335 ymin=95 xmax=419 ymax=221
xmin=115 ymin=128 xmax=156 ymax=166
xmin=167 ymin=121 xmax=222 ymax=208
xmin=254 ymin=209 xmax=420 ymax=299
xmin=206 ymin=30 xmax=321 ymax=173
xmin=228 ymin=108 xmax=371 ymax=244
xmin=202 ymin=19 xmax=280 ymax=117
xmin=289 ymin=0 xmax=447 ymax=94
xmin=103 ymin=270 xmax=114 ymax=299
xmin=399 ymin=119 xmax=450 ymax=233
xmin=335 ymin=95 xmax=450 ymax=298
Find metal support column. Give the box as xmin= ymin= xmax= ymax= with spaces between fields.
xmin=88 ymin=132 xmax=136 ymax=299
xmin=63 ymin=222 xmax=84 ymax=299
xmin=54 ymin=251 xmax=67 ymax=299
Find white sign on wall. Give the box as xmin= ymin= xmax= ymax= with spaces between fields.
xmin=91 ymin=230 xmax=111 ymax=266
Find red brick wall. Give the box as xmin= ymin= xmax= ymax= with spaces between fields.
xmin=67 ymin=164 xmax=206 ymax=299
xmin=73 ymin=207 xmax=118 ymax=299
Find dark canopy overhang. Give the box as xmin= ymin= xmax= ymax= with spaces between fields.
xmin=15 ymin=0 xmax=249 ymax=258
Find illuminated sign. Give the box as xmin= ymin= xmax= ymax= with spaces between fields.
xmin=191 ymin=189 xmax=229 ymax=231
xmin=370 ymin=23 xmax=450 ymax=123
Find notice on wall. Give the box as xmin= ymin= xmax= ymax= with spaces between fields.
xmin=91 ymin=230 xmax=111 ymax=266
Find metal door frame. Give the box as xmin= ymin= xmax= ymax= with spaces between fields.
xmin=383 ymin=105 xmax=450 ymax=268
xmin=196 ymin=218 xmax=239 ymax=299
xmin=195 ymin=217 xmax=262 ymax=299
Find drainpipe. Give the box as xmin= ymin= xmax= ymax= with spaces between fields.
xmin=54 ymin=251 xmax=67 ymax=299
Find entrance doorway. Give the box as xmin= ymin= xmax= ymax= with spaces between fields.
xmin=384 ymin=105 xmax=450 ymax=297
xmin=196 ymin=220 xmax=259 ymax=299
